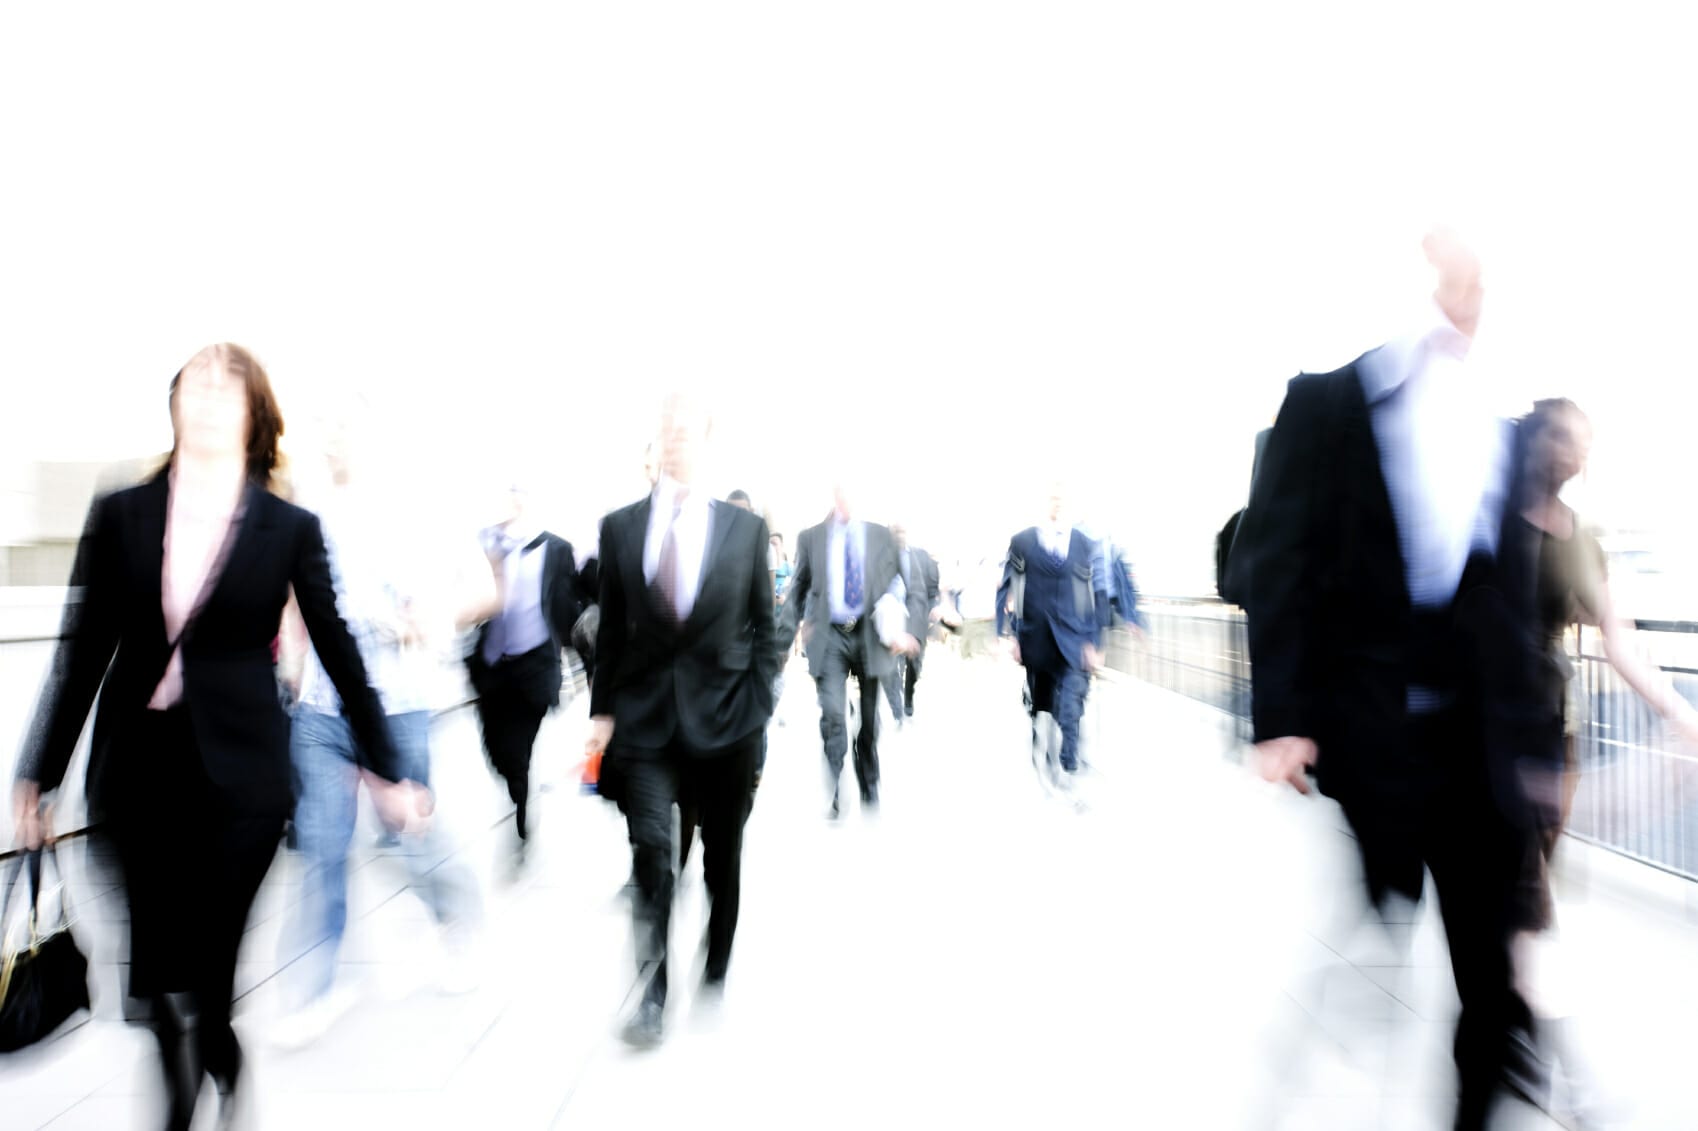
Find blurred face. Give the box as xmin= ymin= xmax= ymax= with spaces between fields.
xmin=832 ymin=483 xmax=853 ymax=522
xmin=172 ymin=357 xmax=248 ymax=461
xmin=657 ymin=395 xmax=710 ymax=485
xmin=1423 ymin=226 xmax=1485 ymax=337
xmin=322 ymin=420 xmax=355 ymax=486
xmin=1046 ymin=485 xmax=1066 ymax=524
xmin=1535 ymin=407 xmax=1593 ymax=490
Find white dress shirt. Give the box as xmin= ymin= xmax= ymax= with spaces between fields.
xmin=483 ymin=522 xmax=551 ymax=662
xmin=1361 ymin=299 xmax=1512 ymax=611
xmin=1039 ymin=525 xmax=1073 ymax=561
xmin=643 ymin=474 xmax=714 ymax=620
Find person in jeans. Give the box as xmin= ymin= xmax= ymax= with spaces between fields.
xmin=273 ymin=403 xmax=495 ymax=1048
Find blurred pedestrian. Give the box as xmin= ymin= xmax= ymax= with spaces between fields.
xmin=13 ymin=344 xmax=421 ymax=1131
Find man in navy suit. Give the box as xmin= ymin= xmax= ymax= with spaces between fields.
xmin=998 ymin=483 xmax=1112 ymax=791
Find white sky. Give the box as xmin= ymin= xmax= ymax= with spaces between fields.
xmin=4 ymin=3 xmax=1695 ymax=593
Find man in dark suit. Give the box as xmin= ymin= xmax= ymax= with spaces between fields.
xmin=780 ymin=483 xmax=924 ymax=819
xmin=1233 ymin=230 xmax=1542 ymax=1131
xmin=997 ymin=484 xmax=1113 ymax=792
xmin=586 ymin=394 xmax=778 ymax=1049
xmin=882 ymin=523 xmax=940 ymax=727
xmin=466 ymin=483 xmax=584 ymax=871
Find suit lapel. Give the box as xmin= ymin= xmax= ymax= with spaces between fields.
xmin=625 ymin=498 xmax=660 ymax=620
xmin=702 ymin=501 xmax=735 ymax=592
xmin=135 ymin=471 xmax=170 ymax=642
xmin=198 ymin=482 xmax=272 ymax=623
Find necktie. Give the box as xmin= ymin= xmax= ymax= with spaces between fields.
xmin=843 ymin=529 xmax=864 ymax=616
xmin=482 ymin=534 xmax=515 ymax=663
xmin=651 ymin=498 xmax=685 ymax=625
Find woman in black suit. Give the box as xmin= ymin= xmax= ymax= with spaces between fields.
xmin=12 ymin=343 xmax=422 ymax=1131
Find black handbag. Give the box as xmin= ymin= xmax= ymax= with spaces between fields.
xmin=0 ymin=845 xmax=92 ymax=1052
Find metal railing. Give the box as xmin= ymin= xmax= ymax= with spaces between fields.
xmin=1113 ymin=598 xmax=1698 ymax=882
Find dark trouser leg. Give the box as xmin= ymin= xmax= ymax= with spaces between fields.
xmin=815 ymin=633 xmax=851 ymax=801
xmin=883 ymin=657 xmax=905 ymax=724
xmin=1427 ymin=783 xmax=1527 ymax=1131
xmin=678 ymin=791 xmax=699 ymax=875
xmin=694 ymin=733 xmax=759 ymax=982
xmin=747 ymin=730 xmax=767 ymax=818
xmin=622 ymin=754 xmax=679 ymax=1005
xmin=852 ymin=656 xmax=882 ymax=801
xmin=904 ymin=650 xmax=921 ymax=714
xmin=198 ymin=813 xmax=285 ymax=1094
xmin=1054 ymin=665 xmax=1089 ymax=772
xmin=477 ymin=687 xmax=545 ymax=839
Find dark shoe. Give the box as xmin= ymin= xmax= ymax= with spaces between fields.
xmin=827 ymin=789 xmax=842 ymax=821
xmin=621 ymin=999 xmax=665 ymax=1049
xmin=213 ymin=1054 xmax=248 ymax=1131
xmin=861 ymin=787 xmax=879 ymax=813
xmin=904 ymin=706 xmax=914 ymax=719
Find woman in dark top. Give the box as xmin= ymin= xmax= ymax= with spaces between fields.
xmin=11 ymin=344 xmax=422 ymax=1131
xmin=1516 ymin=398 xmax=1698 ymax=926
xmin=1505 ymin=398 xmax=1698 ymax=1112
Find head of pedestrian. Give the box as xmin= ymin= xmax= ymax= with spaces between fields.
xmin=654 ymin=391 xmax=713 ymax=490
xmin=169 ymin=342 xmax=285 ymax=489
xmin=1525 ymin=397 xmax=1592 ymax=495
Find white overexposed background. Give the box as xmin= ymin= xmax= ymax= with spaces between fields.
xmin=3 ymin=2 xmax=1695 ymax=599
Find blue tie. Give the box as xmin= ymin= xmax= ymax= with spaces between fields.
xmin=844 ymin=531 xmax=864 ymax=616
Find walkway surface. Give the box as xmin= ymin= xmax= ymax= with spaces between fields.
xmin=4 ymin=648 xmax=1697 ymax=1129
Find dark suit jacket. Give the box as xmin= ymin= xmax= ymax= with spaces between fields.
xmin=18 ymin=470 xmax=400 ymax=820
xmin=1236 ymin=355 xmax=1542 ymax=809
xmin=467 ymin=532 xmax=583 ymax=711
xmin=779 ymin=516 xmax=924 ymax=681
xmin=996 ymin=527 xmax=1112 ymax=673
xmin=591 ymin=497 xmax=778 ymax=753
xmin=898 ymin=546 xmax=940 ymax=645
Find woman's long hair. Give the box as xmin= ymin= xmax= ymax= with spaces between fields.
xmin=164 ymin=343 xmax=289 ymax=495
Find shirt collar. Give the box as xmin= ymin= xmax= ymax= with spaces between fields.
xmin=1361 ymin=297 xmax=1474 ymax=405
xmin=653 ymin=473 xmax=705 ymax=515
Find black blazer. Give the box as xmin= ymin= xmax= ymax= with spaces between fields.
xmin=1236 ymin=356 xmax=1542 ymax=806
xmin=18 ymin=470 xmax=401 ymax=820
xmin=779 ymin=516 xmax=925 ymax=681
xmin=467 ymin=531 xmax=583 ymax=710
xmin=591 ymin=497 xmax=777 ymax=752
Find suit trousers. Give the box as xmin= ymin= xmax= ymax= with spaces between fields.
xmin=1337 ymin=710 xmax=1529 ymax=1131
xmin=814 ymin=624 xmax=883 ymax=800
xmin=622 ymin=731 xmax=760 ymax=1001
xmin=474 ymin=659 xmax=550 ymax=839
xmin=882 ymin=649 xmax=923 ymax=721
xmin=1025 ymin=663 xmax=1088 ymax=771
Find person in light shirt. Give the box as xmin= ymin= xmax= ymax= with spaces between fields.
xmin=272 ymin=400 xmax=494 ymax=1048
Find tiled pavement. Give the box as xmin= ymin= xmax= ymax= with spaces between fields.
xmin=4 ymin=648 xmax=1696 ymax=1129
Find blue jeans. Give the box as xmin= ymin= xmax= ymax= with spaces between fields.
xmin=286 ymin=707 xmax=481 ymax=1005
